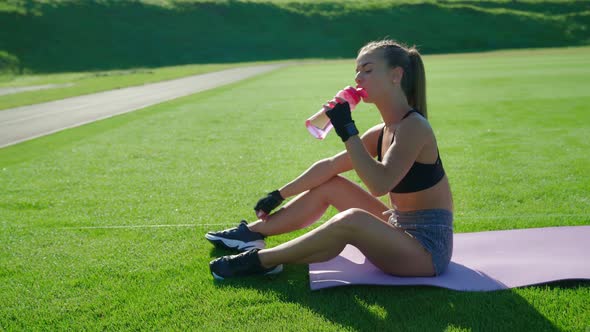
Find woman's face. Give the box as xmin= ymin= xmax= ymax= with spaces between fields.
xmin=355 ymin=50 xmax=395 ymax=103
xmin=355 ymin=50 xmax=402 ymax=104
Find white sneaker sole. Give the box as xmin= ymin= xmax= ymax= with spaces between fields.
xmin=211 ymin=264 xmax=283 ymax=280
xmin=205 ymin=234 xmax=265 ymax=251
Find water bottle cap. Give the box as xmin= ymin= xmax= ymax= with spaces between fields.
xmin=341 ymin=86 xmax=362 ymax=105
xmin=356 ymin=87 xmax=368 ymax=98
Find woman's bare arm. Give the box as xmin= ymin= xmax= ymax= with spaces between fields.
xmin=278 ymin=124 xmax=383 ymax=198
xmin=345 ymin=116 xmax=430 ymax=196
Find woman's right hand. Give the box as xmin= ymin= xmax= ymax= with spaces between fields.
xmin=254 ymin=190 xmax=284 ymax=220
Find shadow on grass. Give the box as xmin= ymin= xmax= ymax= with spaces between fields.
xmin=209 ymin=245 xmax=585 ymax=331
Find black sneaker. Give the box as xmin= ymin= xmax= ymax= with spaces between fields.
xmin=205 ymin=220 xmax=266 ymax=252
xmin=209 ymin=248 xmax=283 ymax=280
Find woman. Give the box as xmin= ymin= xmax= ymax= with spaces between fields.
xmin=206 ymin=39 xmax=454 ymax=280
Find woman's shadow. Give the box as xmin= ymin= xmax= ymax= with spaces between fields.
xmin=211 ymin=247 xmax=582 ymax=331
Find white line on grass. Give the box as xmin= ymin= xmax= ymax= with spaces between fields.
xmin=61 ymin=223 xmax=217 ymax=230
xmin=458 ymin=213 xmax=589 ymax=220
xmin=61 ymin=213 xmax=589 ymax=230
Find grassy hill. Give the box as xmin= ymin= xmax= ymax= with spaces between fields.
xmin=1 ymin=0 xmax=589 ymax=73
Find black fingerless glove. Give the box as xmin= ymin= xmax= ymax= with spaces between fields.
xmin=326 ymin=102 xmax=359 ymax=142
xmin=254 ymin=190 xmax=285 ymax=214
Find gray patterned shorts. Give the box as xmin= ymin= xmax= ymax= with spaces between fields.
xmin=386 ymin=209 xmax=454 ymax=276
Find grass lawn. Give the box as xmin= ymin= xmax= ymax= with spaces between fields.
xmin=1 ymin=46 xmax=589 ymax=330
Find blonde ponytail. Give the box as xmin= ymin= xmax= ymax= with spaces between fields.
xmin=407 ymin=48 xmax=427 ymax=119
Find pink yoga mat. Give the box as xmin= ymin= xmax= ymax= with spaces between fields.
xmin=309 ymin=226 xmax=590 ymax=291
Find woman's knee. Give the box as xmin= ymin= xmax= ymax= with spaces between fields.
xmin=310 ymin=175 xmax=348 ymax=201
xmin=316 ymin=175 xmax=348 ymax=192
xmin=328 ymin=208 xmax=370 ymax=230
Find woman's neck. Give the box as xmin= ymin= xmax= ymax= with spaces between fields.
xmin=375 ymin=94 xmax=412 ymax=128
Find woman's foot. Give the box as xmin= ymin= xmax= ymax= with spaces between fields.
xmin=209 ymin=249 xmax=283 ymax=280
xmin=205 ymin=220 xmax=266 ymax=252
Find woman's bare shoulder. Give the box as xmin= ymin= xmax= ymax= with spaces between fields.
xmin=362 ymin=123 xmax=385 ymax=137
xmin=397 ymin=113 xmax=433 ymax=139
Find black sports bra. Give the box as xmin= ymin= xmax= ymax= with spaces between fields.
xmin=376 ymin=110 xmax=446 ymax=193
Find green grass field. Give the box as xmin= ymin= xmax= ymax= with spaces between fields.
xmin=1 ymin=47 xmax=589 ymax=330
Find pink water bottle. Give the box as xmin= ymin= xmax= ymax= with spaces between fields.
xmin=305 ymin=86 xmax=367 ymax=139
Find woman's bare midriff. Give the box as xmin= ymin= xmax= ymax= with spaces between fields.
xmin=389 ymin=175 xmax=453 ymax=212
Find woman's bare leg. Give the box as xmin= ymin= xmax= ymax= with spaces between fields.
xmin=248 ymin=175 xmax=389 ymax=236
xmin=258 ymin=208 xmax=435 ymax=277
